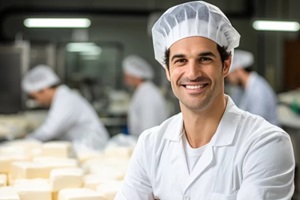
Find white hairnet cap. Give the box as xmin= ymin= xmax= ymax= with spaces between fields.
xmin=230 ymin=50 xmax=254 ymax=72
xmin=22 ymin=65 xmax=60 ymax=93
xmin=122 ymin=55 xmax=154 ymax=79
xmin=152 ymin=1 xmax=240 ymax=68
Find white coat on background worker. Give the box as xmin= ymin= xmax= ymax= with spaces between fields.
xmin=227 ymin=50 xmax=280 ymax=126
xmin=116 ymin=1 xmax=294 ymax=199
xmin=22 ymin=65 xmax=109 ymax=152
xmin=122 ymin=55 xmax=169 ymax=138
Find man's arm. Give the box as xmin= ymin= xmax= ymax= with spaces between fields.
xmin=27 ymin=99 xmax=75 ymax=142
xmin=115 ymin=133 xmax=154 ymax=200
xmin=237 ymin=131 xmax=295 ymax=199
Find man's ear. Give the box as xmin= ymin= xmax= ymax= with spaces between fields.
xmin=165 ymin=66 xmax=171 ymax=81
xmin=223 ymin=55 xmax=232 ymax=77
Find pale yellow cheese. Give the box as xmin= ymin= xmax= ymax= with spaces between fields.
xmin=0 ymin=156 xmax=12 ymax=174
xmin=42 ymin=142 xmax=72 ymax=158
xmin=82 ymin=157 xmax=129 ymax=177
xmin=104 ymin=146 xmax=134 ymax=159
xmin=14 ymin=180 xmax=51 ymax=200
xmin=33 ymin=157 xmax=78 ymax=172
xmin=76 ymin=152 xmax=106 ymax=164
xmin=0 ymin=139 xmax=42 ymax=159
xmin=50 ymin=168 xmax=84 ymax=192
xmin=83 ymin=175 xmax=113 ymax=190
xmin=10 ymin=161 xmax=49 ymax=180
xmin=0 ymin=186 xmax=20 ymax=200
xmin=33 ymin=157 xmax=78 ymax=166
xmin=0 ymin=155 xmax=31 ymax=174
xmin=0 ymin=174 xmax=7 ymax=186
xmin=58 ymin=188 xmax=104 ymax=200
xmin=96 ymin=180 xmax=123 ymax=200
xmin=13 ymin=178 xmax=49 ymax=186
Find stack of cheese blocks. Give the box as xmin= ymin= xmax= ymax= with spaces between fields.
xmin=0 ymin=139 xmax=134 ymax=200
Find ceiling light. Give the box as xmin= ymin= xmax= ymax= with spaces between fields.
xmin=24 ymin=18 xmax=91 ymax=28
xmin=66 ymin=42 xmax=102 ymax=55
xmin=252 ymin=20 xmax=300 ymax=32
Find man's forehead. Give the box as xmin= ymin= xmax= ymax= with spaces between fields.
xmin=169 ymin=36 xmax=219 ymax=55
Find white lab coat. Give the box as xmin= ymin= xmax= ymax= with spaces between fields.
xmin=128 ymin=81 xmax=169 ymax=138
xmin=116 ymin=96 xmax=295 ymax=200
xmin=235 ymin=72 xmax=280 ymax=126
xmin=28 ymin=85 xmax=109 ymax=151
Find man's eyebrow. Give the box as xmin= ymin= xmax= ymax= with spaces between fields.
xmin=198 ymin=51 xmax=216 ymax=57
xmin=171 ymin=54 xmax=185 ymax=62
xmin=171 ymin=51 xmax=217 ymax=62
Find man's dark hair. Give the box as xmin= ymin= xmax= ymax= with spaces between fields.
xmin=50 ymin=84 xmax=60 ymax=89
xmin=164 ymin=44 xmax=231 ymax=70
xmin=244 ymin=66 xmax=254 ymax=73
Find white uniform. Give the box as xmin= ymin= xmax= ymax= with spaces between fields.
xmin=116 ymin=97 xmax=295 ymax=200
xmin=235 ymin=72 xmax=280 ymax=126
xmin=28 ymin=85 xmax=109 ymax=150
xmin=128 ymin=81 xmax=169 ymax=138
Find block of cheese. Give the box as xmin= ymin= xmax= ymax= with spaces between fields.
xmin=83 ymin=174 xmax=112 ymax=190
xmin=104 ymin=146 xmax=134 ymax=159
xmin=0 ymin=174 xmax=7 ymax=186
xmin=42 ymin=141 xmax=72 ymax=158
xmin=33 ymin=157 xmax=78 ymax=171
xmin=0 ymin=156 xmax=11 ymax=174
xmin=58 ymin=188 xmax=104 ymax=200
xmin=89 ymin=165 xmax=126 ymax=181
xmin=96 ymin=180 xmax=123 ymax=200
xmin=13 ymin=178 xmax=49 ymax=186
xmin=14 ymin=180 xmax=51 ymax=200
xmin=77 ymin=152 xmax=106 ymax=164
xmin=0 ymin=186 xmax=20 ymax=200
xmin=0 ymin=154 xmax=31 ymax=174
xmin=0 ymin=139 xmax=42 ymax=158
xmin=82 ymin=157 xmax=129 ymax=177
xmin=50 ymin=168 xmax=84 ymax=192
xmin=10 ymin=161 xmax=49 ymax=180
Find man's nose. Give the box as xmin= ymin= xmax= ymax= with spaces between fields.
xmin=186 ymin=61 xmax=201 ymax=80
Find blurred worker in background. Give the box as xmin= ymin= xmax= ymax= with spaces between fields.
xmin=22 ymin=65 xmax=109 ymax=152
xmin=226 ymin=49 xmax=280 ymax=126
xmin=122 ymin=55 xmax=169 ymax=138
xmin=116 ymin=1 xmax=294 ymax=199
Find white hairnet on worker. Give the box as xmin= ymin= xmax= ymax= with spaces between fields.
xmin=230 ymin=49 xmax=254 ymax=72
xmin=22 ymin=65 xmax=60 ymax=93
xmin=151 ymin=1 xmax=240 ymax=68
xmin=122 ymin=55 xmax=154 ymax=79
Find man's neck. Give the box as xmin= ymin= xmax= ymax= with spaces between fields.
xmin=182 ymin=95 xmax=227 ymax=148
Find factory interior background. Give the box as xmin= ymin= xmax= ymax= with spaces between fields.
xmin=0 ymin=0 xmax=300 ymax=199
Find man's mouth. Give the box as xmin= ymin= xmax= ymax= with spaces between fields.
xmin=184 ymin=84 xmax=208 ymax=89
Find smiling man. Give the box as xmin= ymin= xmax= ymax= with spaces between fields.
xmin=115 ymin=1 xmax=295 ymax=200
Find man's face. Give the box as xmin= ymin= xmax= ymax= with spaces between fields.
xmin=123 ymin=73 xmax=139 ymax=90
xmin=165 ymin=36 xmax=231 ymax=112
xmin=29 ymin=89 xmax=52 ymax=107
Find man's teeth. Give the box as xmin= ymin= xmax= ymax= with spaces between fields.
xmin=185 ymin=85 xmax=204 ymax=89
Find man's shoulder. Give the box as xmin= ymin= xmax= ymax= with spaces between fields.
xmin=225 ymin=101 xmax=285 ymax=141
xmin=238 ymin=110 xmax=288 ymax=141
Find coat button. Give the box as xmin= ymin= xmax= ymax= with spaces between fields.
xmin=184 ymin=195 xmax=191 ymax=200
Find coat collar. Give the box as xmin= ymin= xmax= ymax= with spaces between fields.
xmin=163 ymin=96 xmax=242 ymax=147
xmin=210 ymin=96 xmax=242 ymax=146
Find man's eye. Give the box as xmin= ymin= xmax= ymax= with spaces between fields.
xmin=200 ymin=57 xmax=211 ymax=61
xmin=174 ymin=59 xmax=186 ymax=64
xmin=199 ymin=57 xmax=212 ymax=63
